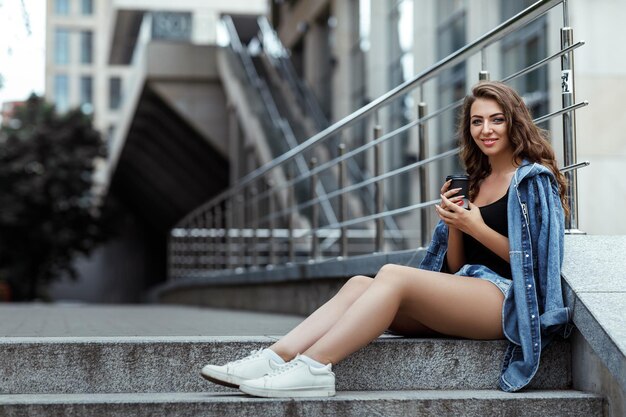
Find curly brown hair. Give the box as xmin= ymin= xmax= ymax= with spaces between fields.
xmin=458 ymin=81 xmax=569 ymax=216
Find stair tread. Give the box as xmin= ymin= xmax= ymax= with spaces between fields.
xmin=0 ymin=335 xmax=572 ymax=393
xmin=0 ymin=389 xmax=602 ymax=404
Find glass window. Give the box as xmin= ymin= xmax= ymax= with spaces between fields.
xmin=80 ymin=76 xmax=93 ymax=114
xmin=54 ymin=74 xmax=69 ymax=113
xmin=109 ymin=77 xmax=122 ymax=110
xmin=54 ymin=28 xmax=70 ymax=65
xmin=80 ymin=31 xmax=93 ymax=64
xmin=54 ymin=0 xmax=70 ymax=15
xmin=81 ymin=0 xmax=94 ymax=15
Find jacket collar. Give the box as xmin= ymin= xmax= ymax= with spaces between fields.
xmin=513 ymin=160 xmax=555 ymax=188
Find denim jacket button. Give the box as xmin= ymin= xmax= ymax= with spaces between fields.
xmin=531 ymin=314 xmax=536 ymax=319
xmin=525 ymin=254 xmax=529 ymax=258
xmin=527 ymin=284 xmax=532 ymax=288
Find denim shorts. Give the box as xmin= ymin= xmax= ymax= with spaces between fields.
xmin=455 ymin=264 xmax=512 ymax=298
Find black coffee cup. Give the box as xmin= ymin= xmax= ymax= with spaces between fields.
xmin=445 ymin=174 xmax=469 ymax=209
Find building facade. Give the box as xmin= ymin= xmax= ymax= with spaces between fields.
xmin=45 ymin=0 xmax=130 ymax=137
xmin=45 ymin=0 xmax=266 ymax=302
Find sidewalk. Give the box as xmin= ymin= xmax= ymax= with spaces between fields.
xmin=0 ymin=304 xmax=304 ymax=338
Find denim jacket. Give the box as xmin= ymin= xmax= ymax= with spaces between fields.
xmin=419 ymin=161 xmax=571 ymax=392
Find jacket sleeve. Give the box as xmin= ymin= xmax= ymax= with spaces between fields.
xmin=418 ymin=220 xmax=448 ymax=272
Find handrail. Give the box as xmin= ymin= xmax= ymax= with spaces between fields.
xmin=235 ymin=0 xmax=561 ymax=186
xmin=176 ymin=0 xmax=563 ymax=224
xmin=257 ymin=14 xmax=405 ymax=245
xmin=248 ymin=101 xmax=587 ymax=227
xmin=221 ymin=16 xmax=339 ymax=228
xmin=169 ymin=0 xmax=588 ymax=278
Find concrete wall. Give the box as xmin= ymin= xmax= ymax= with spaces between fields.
xmin=49 ymin=211 xmax=161 ymax=303
xmin=562 ymin=235 xmax=626 ymax=417
xmin=569 ymin=0 xmax=626 ymax=234
xmin=572 ymin=331 xmax=624 ymax=417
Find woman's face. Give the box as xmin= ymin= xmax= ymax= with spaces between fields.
xmin=469 ymin=98 xmax=513 ymax=159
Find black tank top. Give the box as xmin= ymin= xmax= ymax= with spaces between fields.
xmin=462 ymin=191 xmax=512 ymax=279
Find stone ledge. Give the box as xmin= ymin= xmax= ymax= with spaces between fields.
xmin=562 ymin=235 xmax=626 ymax=416
xmin=0 ymin=337 xmax=570 ymax=394
xmin=157 ymin=249 xmax=423 ymax=290
xmin=0 ymin=390 xmax=603 ymax=417
xmin=562 ymin=235 xmax=626 ymax=388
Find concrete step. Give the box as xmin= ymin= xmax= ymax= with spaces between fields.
xmin=0 ymin=336 xmax=571 ymax=394
xmin=0 ymin=390 xmax=604 ymax=417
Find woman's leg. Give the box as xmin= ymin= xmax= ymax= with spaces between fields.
xmin=269 ymin=275 xmax=374 ymax=361
xmin=303 ymin=264 xmax=504 ymax=365
xmin=271 ymin=273 xmax=437 ymax=360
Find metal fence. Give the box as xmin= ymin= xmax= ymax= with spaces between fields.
xmin=168 ymin=0 xmax=587 ymax=280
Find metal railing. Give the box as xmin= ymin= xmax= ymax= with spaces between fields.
xmin=256 ymin=15 xmax=404 ymax=247
xmin=168 ymin=0 xmax=587 ymax=279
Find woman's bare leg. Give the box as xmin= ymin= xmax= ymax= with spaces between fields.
xmin=270 ymin=274 xmax=434 ymax=361
xmin=303 ymin=264 xmax=504 ymax=365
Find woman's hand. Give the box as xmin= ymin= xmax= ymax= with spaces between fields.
xmin=435 ymin=190 xmax=485 ymax=237
xmin=437 ymin=179 xmax=467 ymax=272
xmin=439 ymin=179 xmax=465 ymax=210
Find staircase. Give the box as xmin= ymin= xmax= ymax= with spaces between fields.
xmin=0 ymin=305 xmax=604 ymax=416
xmin=219 ymin=15 xmax=406 ymax=258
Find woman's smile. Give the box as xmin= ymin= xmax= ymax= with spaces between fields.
xmin=469 ymin=98 xmax=512 ymax=158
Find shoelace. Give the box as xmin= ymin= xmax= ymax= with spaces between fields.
xmin=265 ymin=358 xmax=302 ymax=377
xmin=231 ymin=349 xmax=263 ymax=365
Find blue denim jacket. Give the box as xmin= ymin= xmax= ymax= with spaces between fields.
xmin=419 ymin=162 xmax=571 ymax=392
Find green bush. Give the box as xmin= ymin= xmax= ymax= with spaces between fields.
xmin=0 ymin=95 xmax=116 ymax=300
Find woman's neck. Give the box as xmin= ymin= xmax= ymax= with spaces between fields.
xmin=488 ymin=150 xmax=517 ymax=176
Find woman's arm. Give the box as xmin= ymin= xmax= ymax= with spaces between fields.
xmin=446 ymin=227 xmax=466 ymax=272
xmin=436 ymin=180 xmax=467 ymax=271
xmin=436 ymin=195 xmax=510 ymax=263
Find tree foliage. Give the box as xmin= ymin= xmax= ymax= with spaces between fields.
xmin=0 ymin=95 xmax=115 ymax=300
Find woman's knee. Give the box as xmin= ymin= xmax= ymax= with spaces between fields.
xmin=341 ymin=275 xmax=373 ymax=295
xmin=375 ymin=264 xmax=420 ymax=290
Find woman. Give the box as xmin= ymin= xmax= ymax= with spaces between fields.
xmin=200 ymin=81 xmax=571 ymax=397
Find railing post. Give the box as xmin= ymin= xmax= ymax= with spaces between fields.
xmin=561 ymin=25 xmax=580 ymax=232
xmin=204 ymin=210 xmax=212 ymax=271
xmin=338 ymin=144 xmax=347 ymax=258
xmin=267 ymin=179 xmax=276 ymax=267
xmin=225 ymin=198 xmax=233 ymax=270
xmin=214 ymin=204 xmax=222 ymax=270
xmin=191 ymin=217 xmax=199 ymax=275
xmin=310 ymin=157 xmax=319 ymax=261
xmin=479 ymin=48 xmax=490 ymax=80
xmin=237 ymin=192 xmax=245 ymax=268
xmin=287 ymin=171 xmax=295 ymax=264
xmin=250 ymin=186 xmax=258 ymax=268
xmin=417 ymin=103 xmax=430 ymax=247
xmin=196 ymin=216 xmax=203 ymax=273
xmin=373 ymin=126 xmax=384 ymax=252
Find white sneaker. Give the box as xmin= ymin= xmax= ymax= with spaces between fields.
xmin=239 ymin=355 xmax=336 ymax=398
xmin=200 ymin=349 xmax=283 ymax=388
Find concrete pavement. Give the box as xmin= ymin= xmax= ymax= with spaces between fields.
xmin=0 ymin=304 xmax=304 ymax=337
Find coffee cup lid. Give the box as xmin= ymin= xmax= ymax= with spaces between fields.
xmin=445 ymin=174 xmax=469 ymax=181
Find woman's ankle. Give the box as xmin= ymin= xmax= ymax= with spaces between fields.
xmin=267 ymin=345 xmax=295 ymax=362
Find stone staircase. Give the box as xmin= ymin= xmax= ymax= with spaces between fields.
xmin=0 ymin=330 xmax=605 ymax=416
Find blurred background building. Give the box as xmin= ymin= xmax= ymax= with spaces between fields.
xmin=40 ymin=0 xmax=625 ymax=302
xmin=44 ymin=0 xmax=266 ymax=301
